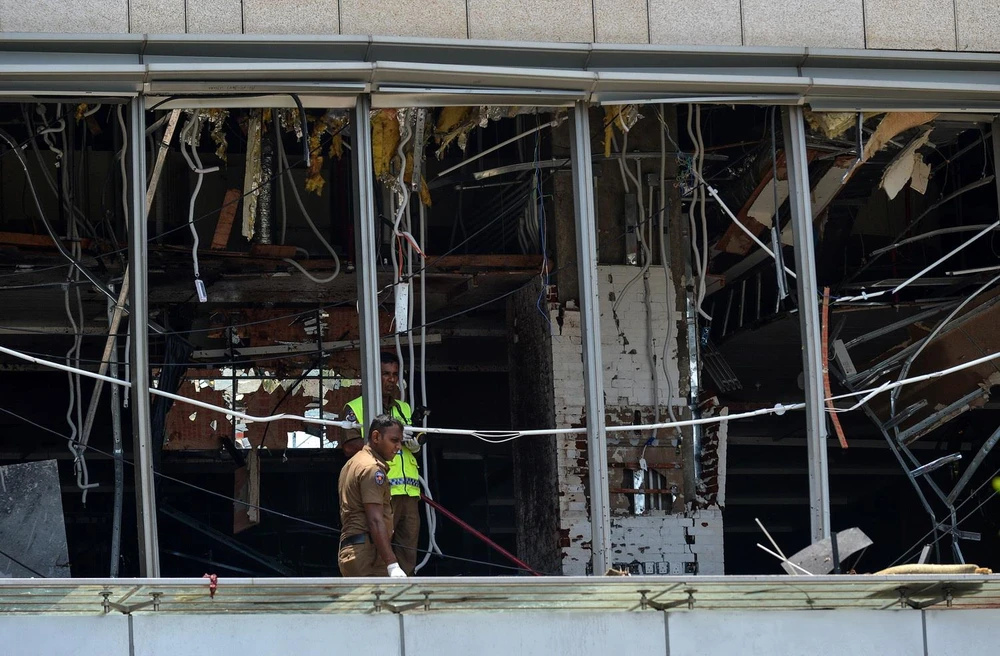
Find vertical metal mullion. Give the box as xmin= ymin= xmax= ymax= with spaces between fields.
xmin=128 ymin=97 xmax=160 ymax=577
xmin=783 ymin=105 xmax=831 ymax=542
xmin=352 ymin=95 xmax=383 ymax=423
xmin=569 ymin=101 xmax=611 ymax=575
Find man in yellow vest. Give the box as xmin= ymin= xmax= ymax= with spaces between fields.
xmin=342 ymin=352 xmax=422 ymax=575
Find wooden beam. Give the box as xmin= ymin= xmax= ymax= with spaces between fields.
xmin=211 ymin=188 xmax=242 ymax=250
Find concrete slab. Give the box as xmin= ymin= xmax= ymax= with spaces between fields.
xmin=925 ymin=608 xmax=1000 ymax=654
xmin=865 ymin=0 xmax=957 ymax=50
xmin=956 ymin=0 xmax=1000 ymax=52
xmin=742 ymin=0 xmax=863 ymax=48
xmin=0 ymin=0 xmax=127 ymax=32
xmin=132 ymin=614 xmax=402 ymax=656
xmin=243 ymin=0 xmax=338 ymax=35
xmin=669 ymin=610 xmax=924 ymax=656
xmin=0 ymin=616 xmax=129 ymax=655
xmin=468 ymin=0 xmax=594 ymax=43
xmin=186 ymin=0 xmax=242 ymax=33
xmin=594 ymin=0 xmax=648 ymax=44
xmin=404 ymin=611 xmax=666 ymax=656
xmin=648 ymin=0 xmax=742 ymax=47
xmin=129 ymin=0 xmax=185 ymax=32
xmin=0 ymin=460 xmax=70 ymax=578
xmin=340 ymin=0 xmax=466 ymax=39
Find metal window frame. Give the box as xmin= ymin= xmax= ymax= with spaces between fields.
xmin=11 ymin=34 xmax=1000 ymax=573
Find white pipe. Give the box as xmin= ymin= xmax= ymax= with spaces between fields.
xmin=892 ymin=220 xmax=1000 ymax=294
xmin=697 ymin=172 xmax=798 ymax=279
xmin=435 ymin=117 xmax=566 ymax=179
xmin=947 ymin=264 xmax=1000 ymax=276
xmin=277 ymin=141 xmax=341 ymax=284
xmin=179 ymin=117 xmax=219 ymax=286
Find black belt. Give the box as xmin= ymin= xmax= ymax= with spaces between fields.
xmin=340 ymin=533 xmax=368 ymax=547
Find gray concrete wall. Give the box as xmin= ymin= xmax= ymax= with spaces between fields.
xmin=0 ymin=608 xmax=994 ymax=655
xmin=1 ymin=0 xmax=995 ymax=52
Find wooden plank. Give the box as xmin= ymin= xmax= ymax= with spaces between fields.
xmin=249 ymin=244 xmax=298 ymax=258
xmin=211 ymin=188 xmax=242 ymax=250
xmin=822 ymin=287 xmax=849 ymax=449
xmin=429 ymin=254 xmax=545 ymax=270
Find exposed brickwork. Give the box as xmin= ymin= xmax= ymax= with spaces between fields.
xmin=164 ymin=307 xmax=393 ymax=450
xmin=550 ymin=265 xmax=725 ymax=575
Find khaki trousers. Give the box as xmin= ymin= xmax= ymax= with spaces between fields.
xmin=391 ymin=495 xmax=421 ymax=575
xmin=338 ymin=539 xmax=386 ymax=577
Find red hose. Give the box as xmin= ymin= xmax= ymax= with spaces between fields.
xmin=421 ymin=494 xmax=542 ymax=576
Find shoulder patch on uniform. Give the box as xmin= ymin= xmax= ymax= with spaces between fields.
xmin=345 ymin=408 xmax=357 ymax=423
xmin=374 ymin=470 xmax=386 ymax=486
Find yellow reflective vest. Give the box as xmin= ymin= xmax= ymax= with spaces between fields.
xmin=345 ymin=397 xmax=420 ymax=497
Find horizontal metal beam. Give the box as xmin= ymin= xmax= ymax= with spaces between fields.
xmin=190 ymin=334 xmax=442 ymax=360
xmin=8 ymin=37 xmax=1000 ymax=108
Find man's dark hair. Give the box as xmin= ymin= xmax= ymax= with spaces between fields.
xmin=380 ymin=352 xmax=401 ymax=367
xmin=368 ymin=413 xmax=404 ymax=440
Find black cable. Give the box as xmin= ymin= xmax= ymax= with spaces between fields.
xmin=888 ymin=462 xmax=1000 ymax=568
xmin=0 ymin=129 xmax=117 ymax=306
xmin=0 ymin=404 xmax=548 ymax=575
xmin=256 ymin=353 xmax=325 ymax=450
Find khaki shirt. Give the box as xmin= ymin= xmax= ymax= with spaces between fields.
xmin=338 ymin=444 xmax=393 ymax=540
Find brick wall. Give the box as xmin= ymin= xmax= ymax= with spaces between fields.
xmin=550 ymin=264 xmax=725 ymax=575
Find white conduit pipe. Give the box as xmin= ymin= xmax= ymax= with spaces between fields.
xmin=179 ymin=117 xmax=220 ymax=294
xmin=694 ymin=169 xmax=798 ymax=280
xmin=5 ymin=345 xmax=1000 ymax=446
xmin=276 ymin=141 xmax=341 ymax=284
xmin=891 ymin=219 xmax=1000 ymax=295
xmin=415 ymin=199 xmax=442 ymax=574
xmin=435 ymin=117 xmax=566 ymax=179
xmin=695 ymin=104 xmax=710 ymax=316
xmin=0 ymin=346 xmax=358 ymax=431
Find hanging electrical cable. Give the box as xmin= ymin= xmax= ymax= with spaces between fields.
xmin=695 ymin=104 xmax=711 ymax=316
xmin=414 ymin=195 xmax=442 ymax=574
xmin=276 ymin=135 xmax=341 ymax=284
xmin=0 ymin=129 xmax=117 ymax=305
xmin=2 ymin=342 xmax=999 ymax=447
xmin=0 ymin=404 xmax=547 ymax=575
xmin=657 ymin=104 xmax=681 ymax=440
xmin=179 ymin=115 xmax=219 ymax=302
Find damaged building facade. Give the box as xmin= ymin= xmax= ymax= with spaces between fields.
xmin=1 ymin=2 xmax=1000 ymax=654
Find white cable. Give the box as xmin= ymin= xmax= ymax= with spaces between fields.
xmin=435 ymin=116 xmax=565 ymax=179
xmin=611 ymin=132 xmax=650 ymax=315
xmin=8 ymin=343 xmax=1000 ymax=447
xmin=116 ymin=106 xmax=129 ymax=235
xmin=695 ymin=104 xmax=710 ymax=315
xmin=658 ymin=105 xmax=681 ymax=433
xmin=179 ymin=117 xmax=219 ymax=289
xmin=891 ymin=219 xmax=1000 ymax=295
xmin=890 ymin=270 xmax=1000 ymax=421
xmin=276 ymin=140 xmax=341 ymax=284
xmin=685 ymin=107 xmax=712 ymax=321
xmin=694 ymin=169 xmax=798 ymax=280
xmin=62 ymin=191 xmax=97 ymax=501
xmin=0 ymin=346 xmax=359 ymax=431
xmin=414 ymin=200 xmax=442 ymax=574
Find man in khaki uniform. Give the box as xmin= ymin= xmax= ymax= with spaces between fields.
xmin=337 ymin=414 xmax=408 ymax=578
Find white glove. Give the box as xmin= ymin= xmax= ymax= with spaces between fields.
xmin=403 ymin=436 xmax=421 ymax=454
xmin=387 ymin=562 xmax=407 ymax=578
